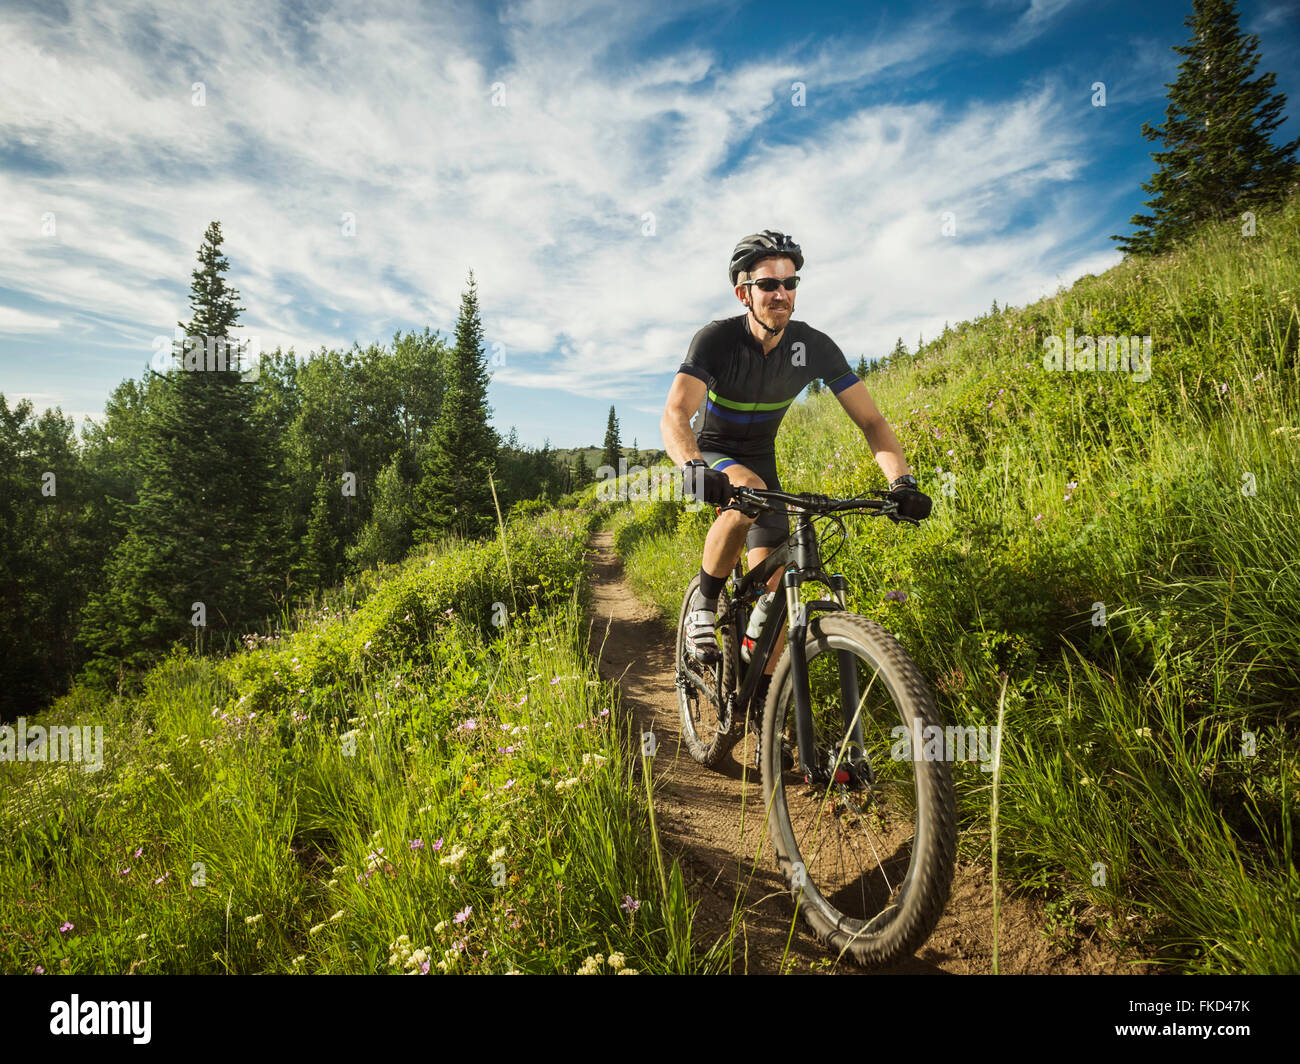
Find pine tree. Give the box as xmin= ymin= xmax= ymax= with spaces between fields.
xmin=413 ymin=271 xmax=500 ymax=540
xmin=1113 ymin=0 xmax=1299 ymax=255
xmin=79 ymin=221 xmax=284 ymax=684
xmin=891 ymin=337 xmax=908 ymax=361
xmin=807 ymin=377 xmax=823 ymax=396
xmin=573 ymin=451 xmax=591 ymax=486
xmin=299 ymin=476 xmax=341 ymax=586
xmin=601 ymin=406 xmax=621 ymax=471
xmin=854 ymin=355 xmax=869 ymax=377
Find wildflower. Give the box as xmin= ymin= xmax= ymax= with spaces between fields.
xmin=599 ymin=708 xmax=609 ymax=717
xmin=576 ymin=956 xmax=601 ymax=975
xmin=134 ymin=846 xmax=143 ymax=858
xmin=454 ymin=905 xmax=472 ymax=924
xmin=581 ymin=753 xmax=608 ymax=767
xmin=946 ymin=449 xmax=954 ymax=456
xmin=502 ymin=779 xmax=516 ymax=790
xmin=458 ymin=718 xmax=477 ymax=732
xmin=136 ymin=933 xmax=148 ymax=941
xmin=1033 ymin=513 xmax=1043 ymax=523
xmin=434 ymin=920 xmax=448 ymax=934
xmin=119 ymin=867 xmax=130 ymax=876
xmin=329 ymin=910 xmax=345 ymax=922
xmin=245 ymin=914 xmax=263 ymax=926
xmin=608 ymin=952 xmax=626 ymax=971
xmin=292 ymin=955 xmax=305 ymax=968
xmin=432 ymin=838 xmax=444 ymax=851
xmin=34 ymin=966 xmax=44 ymax=975
xmin=1080 ymin=777 xmax=1092 ymax=787
xmin=439 ymin=844 xmax=468 ymax=869
xmin=554 ymin=777 xmax=581 ymax=793
xmin=1219 ymin=382 xmax=1228 ymax=394
xmin=1135 ymin=727 xmax=1152 ymax=740
xmin=550 ymin=676 xmax=561 ymax=685
xmin=883 ymin=589 xmax=908 ymax=605
xmin=309 ymin=923 xmax=327 ymax=935
xmin=620 ymin=895 xmax=641 ymax=914
xmin=490 ymin=847 xmax=507 ymax=862
xmin=327 ymin=879 xmax=339 ymax=888
xmin=410 ymin=839 xmax=425 ymax=851
xmin=616 ymin=968 xmax=640 ymax=975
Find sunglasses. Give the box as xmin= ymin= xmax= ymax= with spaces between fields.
xmin=741 ymin=275 xmax=800 ymax=292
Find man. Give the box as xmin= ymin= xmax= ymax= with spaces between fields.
xmin=660 ymin=230 xmax=930 ymax=719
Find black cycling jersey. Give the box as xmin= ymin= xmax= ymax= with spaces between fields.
xmin=677 ymin=314 xmax=858 ymax=461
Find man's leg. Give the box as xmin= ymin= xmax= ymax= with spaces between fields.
xmin=699 ymin=461 xmax=767 ymax=589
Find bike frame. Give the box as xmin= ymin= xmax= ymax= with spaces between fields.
xmin=722 ymin=501 xmax=869 ymax=785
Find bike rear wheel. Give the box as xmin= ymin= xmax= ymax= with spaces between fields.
xmin=761 ymin=611 xmax=956 ymax=968
xmin=676 ymin=575 xmax=740 ymax=767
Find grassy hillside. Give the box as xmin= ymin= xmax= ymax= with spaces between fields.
xmin=1 ymin=500 xmax=719 ymax=975
xmin=609 ymin=194 xmax=1300 ymax=972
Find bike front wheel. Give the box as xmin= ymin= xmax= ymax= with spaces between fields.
xmin=760 ymin=611 xmax=956 ymax=968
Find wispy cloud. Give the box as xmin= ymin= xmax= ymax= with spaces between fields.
xmin=3 ymin=0 xmax=1126 ymax=438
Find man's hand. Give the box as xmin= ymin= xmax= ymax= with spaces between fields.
xmin=680 ymin=461 xmax=733 ymax=506
xmin=886 ymin=476 xmax=931 ymax=523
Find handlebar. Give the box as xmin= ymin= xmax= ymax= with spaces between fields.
xmin=725 ymin=485 xmax=910 ymax=521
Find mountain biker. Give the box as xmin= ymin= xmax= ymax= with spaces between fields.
xmin=660 ymin=230 xmax=931 ymax=717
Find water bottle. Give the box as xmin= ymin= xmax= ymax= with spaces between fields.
xmin=741 ymin=591 xmax=775 ymax=664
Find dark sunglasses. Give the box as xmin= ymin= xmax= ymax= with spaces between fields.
xmin=741 ymin=275 xmax=800 ymax=292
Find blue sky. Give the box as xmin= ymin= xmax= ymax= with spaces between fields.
xmin=2 ymin=0 xmax=1297 ymax=450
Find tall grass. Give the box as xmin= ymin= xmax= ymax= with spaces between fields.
xmin=608 ymin=193 xmax=1300 ymax=972
xmin=0 ymin=501 xmax=720 ymax=974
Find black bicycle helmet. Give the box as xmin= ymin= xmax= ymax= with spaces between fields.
xmin=728 ymin=230 xmax=804 ymax=286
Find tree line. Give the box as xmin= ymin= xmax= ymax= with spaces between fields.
xmin=0 ymin=223 xmax=580 ymax=714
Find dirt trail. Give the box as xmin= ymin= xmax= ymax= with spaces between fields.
xmin=583 ymin=530 xmax=1141 ymax=975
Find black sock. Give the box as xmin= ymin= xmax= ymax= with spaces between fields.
xmin=698 ymin=568 xmax=726 ymax=611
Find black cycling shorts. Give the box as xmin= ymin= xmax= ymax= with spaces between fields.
xmin=698 ymin=450 xmax=791 ymax=550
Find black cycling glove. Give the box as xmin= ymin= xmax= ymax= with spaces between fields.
xmin=680 ymin=461 xmax=733 ymax=506
xmin=887 ymin=475 xmax=931 ymax=522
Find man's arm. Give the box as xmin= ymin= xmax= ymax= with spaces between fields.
xmin=834 ymin=379 xmax=911 ymax=484
xmin=661 ymin=372 xmax=707 ymax=466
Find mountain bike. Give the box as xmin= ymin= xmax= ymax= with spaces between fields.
xmin=674 ymin=484 xmax=956 ymax=968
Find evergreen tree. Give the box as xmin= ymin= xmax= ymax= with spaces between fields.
xmin=348 ymin=453 xmax=414 ymax=568
xmin=891 ymin=336 xmax=908 ymax=361
xmin=573 ymin=450 xmax=591 ymax=486
xmin=601 ymin=406 xmax=621 ymax=471
xmin=854 ymin=355 xmax=870 ymax=377
xmin=807 ymin=377 xmax=823 ymax=396
xmin=1113 ymin=0 xmax=1299 ymax=255
xmin=413 ymin=271 xmax=500 ymax=540
xmin=79 ymin=221 xmax=284 ymax=684
xmin=299 ymin=476 xmax=341 ymax=586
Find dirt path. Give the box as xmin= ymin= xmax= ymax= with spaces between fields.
xmin=583 ymin=530 xmax=1143 ymax=975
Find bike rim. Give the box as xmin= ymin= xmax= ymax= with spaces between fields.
xmin=769 ymin=631 xmax=930 ymax=939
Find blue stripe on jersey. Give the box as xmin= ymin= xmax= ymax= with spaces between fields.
xmin=705 ymin=399 xmax=786 ymax=424
xmin=828 ymin=372 xmax=858 ymax=394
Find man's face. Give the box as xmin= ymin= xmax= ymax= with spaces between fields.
xmin=736 ymin=255 xmax=796 ymax=333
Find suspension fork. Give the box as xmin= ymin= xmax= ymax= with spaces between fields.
xmin=830 ymin=573 xmax=867 ymax=767
xmin=783 ymin=570 xmax=823 ymax=783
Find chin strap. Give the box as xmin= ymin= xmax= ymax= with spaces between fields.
xmin=745 ymin=298 xmax=782 ymax=337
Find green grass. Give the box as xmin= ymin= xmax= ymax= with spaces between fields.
xmin=0 ymin=500 xmax=723 ymax=975
xmin=606 ymin=193 xmax=1300 ymax=972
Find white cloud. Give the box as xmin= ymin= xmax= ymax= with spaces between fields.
xmin=1 ymin=0 xmax=1122 ymax=425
